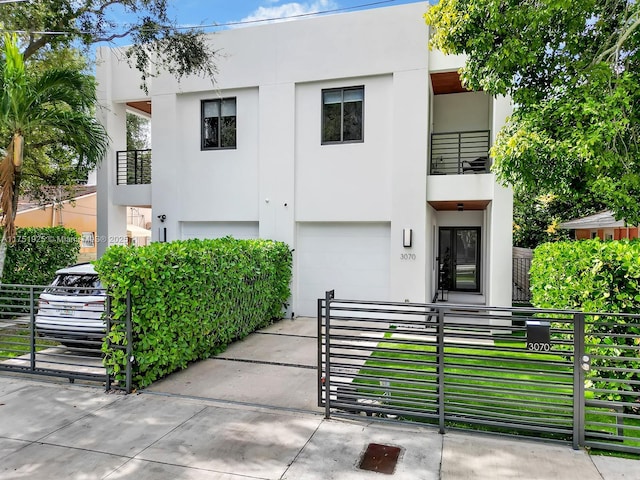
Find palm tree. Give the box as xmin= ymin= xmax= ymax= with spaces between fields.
xmin=0 ymin=34 xmax=108 ymax=281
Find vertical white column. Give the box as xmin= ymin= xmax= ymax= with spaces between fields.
xmin=389 ymin=69 xmax=429 ymax=303
xmin=258 ymin=83 xmax=296 ymax=315
xmin=96 ymin=48 xmax=127 ymax=257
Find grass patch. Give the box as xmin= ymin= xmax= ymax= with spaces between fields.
xmin=0 ymin=327 xmax=58 ymax=359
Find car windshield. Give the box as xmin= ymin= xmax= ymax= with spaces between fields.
xmin=46 ymin=274 xmax=104 ymax=295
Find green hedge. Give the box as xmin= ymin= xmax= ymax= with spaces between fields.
xmin=4 ymin=226 xmax=80 ymax=285
xmin=531 ymin=239 xmax=640 ymax=312
xmin=531 ymin=239 xmax=640 ymax=405
xmin=95 ymin=238 xmax=293 ymax=388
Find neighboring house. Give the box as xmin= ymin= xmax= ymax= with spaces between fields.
xmin=560 ymin=211 xmax=638 ymax=241
xmin=96 ymin=3 xmax=513 ymax=317
xmin=16 ymin=186 xmax=151 ymax=263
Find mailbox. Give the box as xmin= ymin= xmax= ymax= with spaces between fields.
xmin=526 ymin=320 xmax=551 ymax=352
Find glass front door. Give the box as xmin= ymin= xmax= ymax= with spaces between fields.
xmin=438 ymin=227 xmax=480 ymax=292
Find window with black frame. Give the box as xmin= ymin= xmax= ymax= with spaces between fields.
xmin=201 ymin=98 xmax=237 ymax=150
xmin=322 ymin=86 xmax=364 ymax=144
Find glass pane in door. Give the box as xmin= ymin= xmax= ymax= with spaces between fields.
xmin=454 ymin=229 xmax=478 ymax=290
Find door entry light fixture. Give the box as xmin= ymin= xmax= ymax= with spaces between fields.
xmin=403 ymin=228 xmax=412 ymax=248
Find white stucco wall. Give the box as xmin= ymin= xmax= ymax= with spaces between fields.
xmin=433 ymin=92 xmax=491 ymax=133
xmin=96 ymin=2 xmax=514 ymax=313
xmin=295 ymin=76 xmax=393 ymax=222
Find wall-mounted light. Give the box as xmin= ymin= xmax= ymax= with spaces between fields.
xmin=403 ymin=228 xmax=413 ymax=248
xmin=457 ymin=203 xmax=464 ymax=212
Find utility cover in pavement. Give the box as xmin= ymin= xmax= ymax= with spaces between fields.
xmin=359 ymin=443 xmax=402 ymax=474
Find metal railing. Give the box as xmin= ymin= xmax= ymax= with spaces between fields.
xmin=116 ymin=149 xmax=151 ymax=185
xmin=430 ymin=130 xmax=490 ymax=175
xmin=0 ymin=284 xmax=132 ymax=392
xmin=582 ymin=312 xmax=640 ymax=454
xmin=319 ymin=292 xmax=640 ymax=454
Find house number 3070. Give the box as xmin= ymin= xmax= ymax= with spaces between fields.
xmin=400 ymin=253 xmax=416 ymax=260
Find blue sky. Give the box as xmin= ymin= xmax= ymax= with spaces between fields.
xmin=163 ymin=0 xmax=427 ymax=32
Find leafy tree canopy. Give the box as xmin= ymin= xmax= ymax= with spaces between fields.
xmin=0 ymin=33 xmax=108 ymax=241
xmin=512 ymin=188 xmax=606 ymax=248
xmin=0 ymin=0 xmax=218 ymax=92
xmin=425 ymin=0 xmax=640 ymax=224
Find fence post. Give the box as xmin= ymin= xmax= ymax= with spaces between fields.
xmin=125 ymin=291 xmax=133 ymax=394
xmin=573 ymin=312 xmax=585 ymax=450
xmin=105 ymin=295 xmax=112 ymax=392
xmin=29 ymin=286 xmax=36 ymax=372
xmin=324 ymin=290 xmax=334 ymax=420
xmin=438 ymin=307 xmax=445 ymax=434
xmin=317 ymin=298 xmax=324 ymax=407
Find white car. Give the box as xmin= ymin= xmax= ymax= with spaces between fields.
xmin=36 ymin=263 xmax=106 ymax=340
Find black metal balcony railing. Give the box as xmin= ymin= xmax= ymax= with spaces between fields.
xmin=430 ymin=130 xmax=490 ymax=175
xmin=116 ymin=149 xmax=151 ymax=185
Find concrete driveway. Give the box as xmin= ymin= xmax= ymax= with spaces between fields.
xmin=146 ymin=317 xmax=321 ymax=412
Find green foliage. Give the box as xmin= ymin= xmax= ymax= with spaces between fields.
xmin=126 ymin=113 xmax=150 ymax=151
xmin=0 ymin=0 xmax=218 ymax=93
xmin=531 ymin=240 xmax=640 ymax=313
xmin=425 ymin=1 xmax=640 ymax=225
xmin=530 ymin=240 xmax=640 ymax=407
xmin=513 ymin=189 xmax=605 ymax=249
xmin=4 ymin=226 xmax=79 ymax=285
xmin=95 ymin=238 xmax=293 ymax=388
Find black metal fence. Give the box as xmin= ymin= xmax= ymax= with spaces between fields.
xmin=430 ymin=130 xmax=490 ymax=175
xmin=319 ymin=292 xmax=640 ymax=454
xmin=0 ymin=284 xmax=132 ymax=392
xmin=116 ymin=149 xmax=151 ymax=185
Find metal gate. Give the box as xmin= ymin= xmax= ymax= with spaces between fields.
xmin=0 ymin=284 xmax=132 ymax=391
xmin=318 ymin=291 xmax=640 ymax=454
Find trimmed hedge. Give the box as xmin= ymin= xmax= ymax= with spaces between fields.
xmin=95 ymin=238 xmax=292 ymax=388
xmin=4 ymin=226 xmax=80 ymax=285
xmin=531 ymin=239 xmax=640 ymax=406
xmin=531 ymin=239 xmax=640 ymax=313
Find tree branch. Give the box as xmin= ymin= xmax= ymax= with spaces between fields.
xmin=592 ymin=10 xmax=640 ymax=65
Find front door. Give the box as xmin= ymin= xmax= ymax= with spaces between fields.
xmin=438 ymin=227 xmax=480 ymax=292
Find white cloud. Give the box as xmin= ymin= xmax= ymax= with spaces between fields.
xmin=240 ymin=0 xmax=339 ymax=24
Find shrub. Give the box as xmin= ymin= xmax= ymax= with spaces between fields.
xmin=531 ymin=239 xmax=640 ymax=407
xmin=4 ymin=226 xmax=80 ymax=285
xmin=95 ymin=237 xmax=292 ymax=388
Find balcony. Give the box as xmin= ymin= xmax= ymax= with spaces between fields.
xmin=117 ymin=149 xmax=151 ymax=185
xmin=430 ymin=130 xmax=490 ymax=175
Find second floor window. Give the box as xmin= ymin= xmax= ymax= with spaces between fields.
xmin=322 ymin=86 xmax=364 ymax=144
xmin=202 ymin=98 xmax=237 ymax=150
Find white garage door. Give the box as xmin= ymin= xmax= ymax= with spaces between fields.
xmin=297 ymin=222 xmax=390 ymax=317
xmin=181 ymin=221 xmax=259 ymax=240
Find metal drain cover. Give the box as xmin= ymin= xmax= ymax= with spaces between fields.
xmin=359 ymin=443 xmax=402 ymax=474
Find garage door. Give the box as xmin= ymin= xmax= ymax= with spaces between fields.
xmin=181 ymin=221 xmax=259 ymax=240
xmin=297 ymin=222 xmax=391 ymax=317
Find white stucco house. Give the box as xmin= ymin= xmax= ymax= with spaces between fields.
xmin=96 ymin=2 xmax=513 ymax=317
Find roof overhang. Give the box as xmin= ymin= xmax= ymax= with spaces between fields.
xmin=428 ymin=200 xmax=490 ymax=211
xmin=430 ymin=71 xmax=470 ymax=95
xmin=127 ymin=101 xmax=152 ymax=116
xmin=559 ymin=211 xmax=626 ymax=229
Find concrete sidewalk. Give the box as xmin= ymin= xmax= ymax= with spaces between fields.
xmin=0 ymin=375 xmax=637 ymax=479
xmin=1 ymin=317 xmax=639 ymax=479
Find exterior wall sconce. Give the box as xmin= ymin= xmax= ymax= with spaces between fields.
xmin=403 ymin=228 xmax=412 ymax=248
xmin=457 ymin=203 xmax=464 ymax=211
